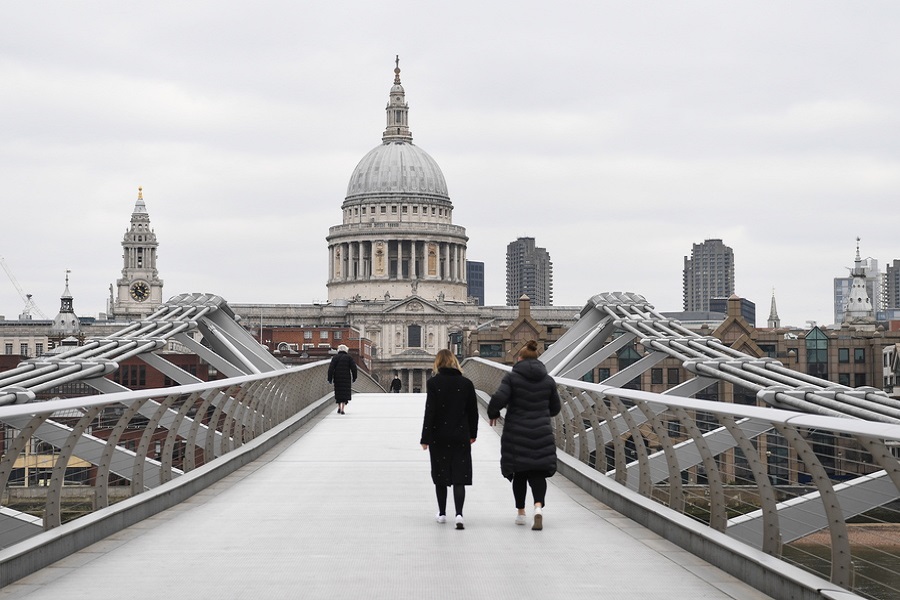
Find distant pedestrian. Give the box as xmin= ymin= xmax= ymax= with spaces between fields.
xmin=420 ymin=349 xmax=478 ymax=530
xmin=390 ymin=375 xmax=402 ymax=393
xmin=487 ymin=340 xmax=560 ymax=530
xmin=328 ymin=344 xmax=357 ymax=415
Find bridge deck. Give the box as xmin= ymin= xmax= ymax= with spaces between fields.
xmin=2 ymin=393 xmax=772 ymax=599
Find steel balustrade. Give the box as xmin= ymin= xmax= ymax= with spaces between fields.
xmin=464 ymin=356 xmax=900 ymax=600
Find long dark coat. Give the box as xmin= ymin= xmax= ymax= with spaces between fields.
xmin=327 ymin=351 xmax=357 ymax=403
xmin=420 ymin=367 xmax=478 ymax=486
xmin=487 ymin=358 xmax=561 ymax=480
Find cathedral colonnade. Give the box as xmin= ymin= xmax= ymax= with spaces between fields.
xmin=328 ymin=238 xmax=466 ymax=284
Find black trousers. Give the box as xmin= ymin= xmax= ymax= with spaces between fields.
xmin=435 ymin=484 xmax=466 ymax=516
xmin=512 ymin=471 xmax=547 ymax=509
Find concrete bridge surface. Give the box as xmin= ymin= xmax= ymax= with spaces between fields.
xmin=0 ymin=393 xmax=773 ymax=599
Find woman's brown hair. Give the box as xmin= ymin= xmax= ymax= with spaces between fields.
xmin=518 ymin=340 xmax=540 ymax=360
xmin=433 ymin=348 xmax=462 ymax=372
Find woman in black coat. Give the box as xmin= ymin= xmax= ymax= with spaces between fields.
xmin=420 ymin=349 xmax=478 ymax=530
xmin=327 ymin=344 xmax=357 ymax=414
xmin=487 ymin=340 xmax=561 ymax=530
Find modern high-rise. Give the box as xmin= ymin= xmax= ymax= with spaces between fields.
xmin=466 ymin=260 xmax=484 ymax=306
xmin=682 ymin=239 xmax=734 ymax=312
xmin=884 ymin=259 xmax=900 ymax=310
xmin=506 ymin=237 xmax=553 ymax=306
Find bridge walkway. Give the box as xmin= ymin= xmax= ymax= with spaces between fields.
xmin=1 ymin=393 xmax=772 ymax=599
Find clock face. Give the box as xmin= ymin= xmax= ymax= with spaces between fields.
xmin=130 ymin=282 xmax=150 ymax=302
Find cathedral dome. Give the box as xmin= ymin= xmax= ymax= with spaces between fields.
xmin=345 ymin=142 xmax=448 ymax=202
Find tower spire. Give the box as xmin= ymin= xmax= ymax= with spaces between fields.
xmin=382 ymin=56 xmax=413 ymax=143
xmin=767 ymin=287 xmax=780 ymax=328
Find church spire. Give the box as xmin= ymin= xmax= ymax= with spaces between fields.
xmin=844 ymin=237 xmax=875 ymax=324
xmin=382 ymin=55 xmax=413 ymax=143
xmin=767 ymin=288 xmax=780 ymax=328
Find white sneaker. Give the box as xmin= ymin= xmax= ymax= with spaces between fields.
xmin=436 ymin=514 xmax=446 ymax=524
xmin=532 ymin=506 xmax=543 ymax=531
xmin=455 ymin=515 xmax=465 ymax=530
xmin=515 ymin=514 xmax=526 ymax=526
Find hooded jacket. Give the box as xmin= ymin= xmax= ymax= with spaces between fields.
xmin=487 ymin=358 xmax=561 ymax=479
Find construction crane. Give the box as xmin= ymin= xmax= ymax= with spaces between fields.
xmin=0 ymin=256 xmax=48 ymax=319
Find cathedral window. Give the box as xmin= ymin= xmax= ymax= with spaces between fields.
xmin=392 ymin=206 xmax=397 ymax=214
xmin=402 ymin=205 xmax=407 ymax=213
xmin=412 ymin=206 xmax=417 ymax=214
xmin=408 ymin=325 xmax=422 ymax=348
xmin=381 ymin=206 xmax=386 ymax=214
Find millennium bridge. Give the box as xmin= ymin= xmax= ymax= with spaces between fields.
xmin=2 ymin=292 xmax=900 ymax=599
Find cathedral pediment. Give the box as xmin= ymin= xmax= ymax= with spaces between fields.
xmin=382 ymin=296 xmax=446 ymax=315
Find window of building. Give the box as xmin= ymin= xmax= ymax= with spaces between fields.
xmin=4 ymin=343 xmax=11 ymax=355
xmin=667 ymin=368 xmax=681 ymax=385
xmin=35 ymin=343 xmax=43 ymax=357
xmin=334 ymin=331 xmax=342 ymax=340
xmin=597 ymin=368 xmax=610 ymax=382
xmin=805 ymin=327 xmax=828 ymax=379
xmin=408 ymin=325 xmax=422 ymax=348
xmin=402 ymin=205 xmax=408 ymax=213
xmin=759 ymin=344 xmax=777 ymax=359
xmin=651 ymin=368 xmax=663 ymax=384
xmin=20 ymin=343 xmax=28 ymax=357
xmin=392 ymin=206 xmax=397 ymax=214
xmin=617 ymin=346 xmax=641 ymax=390
xmin=304 ymin=331 xmax=313 ymax=340
xmin=854 ymin=348 xmax=866 ymax=364
xmin=854 ymin=373 xmax=867 ymax=387
xmin=362 ymin=207 xmax=366 ymax=214
xmin=381 ymin=206 xmax=386 ymax=214
xmin=667 ymin=420 xmax=682 ymax=438
xmin=479 ymin=343 xmax=503 ymax=358
xmin=838 ymin=373 xmax=851 ymax=386
xmin=412 ymin=206 xmax=418 ymax=214
xmin=320 ymin=331 xmax=329 ymax=339
xmin=581 ymin=371 xmax=594 ymax=383
xmin=838 ymin=348 xmax=849 ymax=363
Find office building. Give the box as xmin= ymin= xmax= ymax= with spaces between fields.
xmin=683 ymin=239 xmax=734 ymax=312
xmin=466 ymin=261 xmax=484 ymax=306
xmin=506 ymin=237 xmax=553 ymax=306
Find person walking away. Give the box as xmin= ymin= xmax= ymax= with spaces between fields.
xmin=390 ymin=375 xmax=402 ymax=393
xmin=328 ymin=344 xmax=358 ymax=414
xmin=420 ymin=349 xmax=478 ymax=530
xmin=487 ymin=340 xmax=560 ymax=530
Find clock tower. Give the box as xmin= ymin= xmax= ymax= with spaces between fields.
xmin=110 ymin=187 xmax=164 ymax=321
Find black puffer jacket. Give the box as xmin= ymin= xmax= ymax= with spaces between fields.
xmin=487 ymin=358 xmax=561 ymax=480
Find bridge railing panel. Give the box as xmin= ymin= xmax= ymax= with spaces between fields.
xmin=0 ymin=361 xmax=382 ymax=549
xmin=464 ymin=356 xmax=900 ymax=600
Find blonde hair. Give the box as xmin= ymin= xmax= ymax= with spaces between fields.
xmin=433 ymin=349 xmax=461 ymax=372
xmin=518 ymin=340 xmax=540 ymax=360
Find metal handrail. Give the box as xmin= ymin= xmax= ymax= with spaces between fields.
xmin=464 ymin=356 xmax=900 ymax=600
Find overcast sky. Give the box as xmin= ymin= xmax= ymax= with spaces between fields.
xmin=2 ymin=2 xmax=899 ymax=328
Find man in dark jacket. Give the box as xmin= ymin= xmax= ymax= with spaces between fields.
xmin=328 ymin=344 xmax=358 ymax=414
xmin=487 ymin=340 xmax=561 ymax=530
